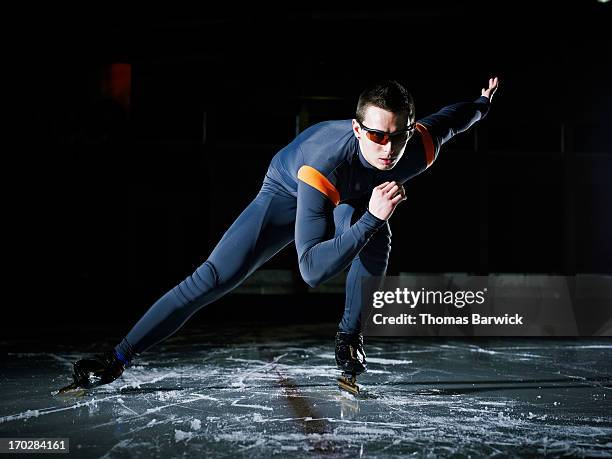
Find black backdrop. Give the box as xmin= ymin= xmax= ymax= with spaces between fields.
xmin=12 ymin=3 xmax=611 ymax=333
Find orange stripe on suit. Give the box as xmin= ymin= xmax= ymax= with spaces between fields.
xmin=416 ymin=123 xmax=435 ymax=168
xmin=297 ymin=165 xmax=341 ymax=206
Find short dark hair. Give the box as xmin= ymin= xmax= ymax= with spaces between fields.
xmin=355 ymin=80 xmax=415 ymax=123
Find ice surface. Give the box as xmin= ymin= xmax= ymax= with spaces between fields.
xmin=1 ymin=323 xmax=611 ymax=458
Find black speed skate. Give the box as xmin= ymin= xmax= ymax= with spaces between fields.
xmin=56 ymin=351 xmax=126 ymax=395
xmin=335 ymin=332 xmax=367 ymax=395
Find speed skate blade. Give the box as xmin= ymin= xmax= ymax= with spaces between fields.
xmin=54 ymin=382 xmax=85 ymax=396
xmin=338 ymin=375 xmax=360 ymax=395
xmin=54 ymin=376 xmax=101 ymax=396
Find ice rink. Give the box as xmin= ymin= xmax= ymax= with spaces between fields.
xmin=1 ymin=323 xmax=611 ymax=458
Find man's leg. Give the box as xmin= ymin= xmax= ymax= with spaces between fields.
xmin=114 ymin=188 xmax=296 ymax=363
xmin=334 ymin=200 xmax=391 ymax=334
xmin=332 ymin=199 xmax=390 ymax=387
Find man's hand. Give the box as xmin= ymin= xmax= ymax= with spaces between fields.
xmin=481 ymin=76 xmax=499 ymax=101
xmin=368 ymin=181 xmax=406 ymax=221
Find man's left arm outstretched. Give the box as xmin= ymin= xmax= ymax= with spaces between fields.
xmin=415 ymin=77 xmax=499 ymax=168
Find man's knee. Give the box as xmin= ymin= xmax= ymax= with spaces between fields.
xmin=172 ymin=260 xmax=220 ymax=305
xmin=365 ymin=222 xmax=391 ymax=254
xmin=360 ymin=223 xmax=391 ymax=268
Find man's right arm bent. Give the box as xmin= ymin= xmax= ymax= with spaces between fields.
xmin=294 ymin=174 xmax=386 ymax=288
xmin=294 ymin=164 xmax=407 ymax=288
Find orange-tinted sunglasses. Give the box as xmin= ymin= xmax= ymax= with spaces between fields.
xmin=358 ymin=121 xmax=415 ymax=145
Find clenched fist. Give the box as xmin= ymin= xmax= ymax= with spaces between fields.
xmin=368 ymin=181 xmax=407 ymax=221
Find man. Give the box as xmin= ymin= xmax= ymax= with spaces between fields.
xmin=68 ymin=77 xmax=499 ymax=393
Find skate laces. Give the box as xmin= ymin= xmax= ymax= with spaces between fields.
xmin=337 ymin=332 xmax=366 ymax=363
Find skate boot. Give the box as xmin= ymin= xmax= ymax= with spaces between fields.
xmin=335 ymin=331 xmax=367 ymax=395
xmin=57 ymin=350 xmax=126 ymax=394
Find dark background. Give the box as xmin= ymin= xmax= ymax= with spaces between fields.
xmin=11 ymin=3 xmax=611 ymax=334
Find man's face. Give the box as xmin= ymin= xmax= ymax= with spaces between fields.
xmin=352 ymin=105 xmax=414 ymax=171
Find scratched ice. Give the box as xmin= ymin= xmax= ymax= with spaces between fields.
xmin=1 ymin=323 xmax=611 ymax=458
